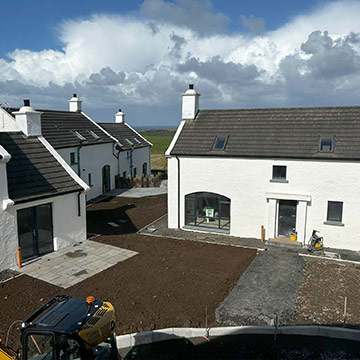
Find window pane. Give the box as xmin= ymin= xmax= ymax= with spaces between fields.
xmin=36 ymin=204 xmax=53 ymax=255
xmin=17 ymin=207 xmax=35 ymax=261
xmin=213 ymin=137 xmax=227 ymax=150
xmin=327 ymin=201 xmax=343 ymax=222
xmin=320 ymin=137 xmax=333 ymax=152
xmin=273 ymin=166 xmax=286 ymax=179
xmin=185 ymin=192 xmax=230 ymax=231
xmin=26 ymin=333 xmax=53 ymax=359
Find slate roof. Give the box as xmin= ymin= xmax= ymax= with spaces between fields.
xmin=99 ymin=122 xmax=151 ymax=150
xmin=0 ymin=132 xmax=83 ymax=204
xmin=8 ymin=109 xmax=113 ymax=149
xmin=170 ymin=106 xmax=360 ymax=160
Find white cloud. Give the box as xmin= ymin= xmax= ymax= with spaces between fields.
xmin=1 ymin=0 xmax=360 ymax=126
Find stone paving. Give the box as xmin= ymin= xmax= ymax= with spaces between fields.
xmin=15 ymin=240 xmax=138 ymax=289
xmin=107 ymin=187 xmax=167 ymax=198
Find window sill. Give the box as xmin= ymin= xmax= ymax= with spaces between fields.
xmin=324 ymin=221 xmax=344 ymax=227
xmin=270 ymin=179 xmax=289 ymax=183
xmin=183 ymin=225 xmax=230 ymax=234
xmin=70 ymin=162 xmax=78 ymax=166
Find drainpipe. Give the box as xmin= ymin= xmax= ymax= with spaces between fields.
xmin=77 ymin=140 xmax=83 ymax=177
xmin=176 ymin=156 xmax=180 ymax=229
xmin=78 ymin=191 xmax=81 ymax=216
xmin=113 ymin=142 xmax=121 ymax=175
xmin=127 ymin=145 xmax=134 ymax=178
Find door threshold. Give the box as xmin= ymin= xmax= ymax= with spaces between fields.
xmin=269 ymin=237 xmax=302 ymax=247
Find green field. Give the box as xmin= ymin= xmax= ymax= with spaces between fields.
xmin=140 ymin=129 xmax=176 ymax=170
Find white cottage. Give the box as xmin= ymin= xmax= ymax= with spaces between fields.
xmin=1 ymin=95 xmax=152 ymax=201
xmin=167 ymin=85 xmax=360 ymax=251
xmin=0 ymin=101 xmax=89 ymax=271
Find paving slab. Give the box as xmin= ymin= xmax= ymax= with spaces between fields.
xmin=107 ymin=187 xmax=167 ymax=198
xmin=15 ymin=240 xmax=138 ymax=289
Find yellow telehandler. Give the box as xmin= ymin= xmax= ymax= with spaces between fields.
xmin=0 ymin=295 xmax=119 ymax=359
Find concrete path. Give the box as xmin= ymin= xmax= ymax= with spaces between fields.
xmin=216 ymin=246 xmax=305 ymax=326
xmin=15 ymin=240 xmax=138 ymax=289
xmin=108 ymin=187 xmax=167 ymax=198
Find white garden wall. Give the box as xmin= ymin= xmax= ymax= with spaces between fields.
xmin=168 ymin=156 xmax=360 ymax=251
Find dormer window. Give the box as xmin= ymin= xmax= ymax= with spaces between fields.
xmin=87 ymin=129 xmax=100 ymax=140
xmin=213 ymin=136 xmax=228 ymax=150
xmin=71 ymin=130 xmax=85 ymax=141
xmin=319 ymin=137 xmax=334 ymax=152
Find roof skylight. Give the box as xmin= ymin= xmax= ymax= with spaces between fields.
xmin=87 ymin=129 xmax=100 ymax=140
xmin=125 ymin=138 xmax=134 ymax=146
xmin=133 ymin=137 xmax=141 ymax=144
xmin=213 ymin=136 xmax=228 ymax=150
xmin=71 ymin=130 xmax=86 ymax=141
xmin=319 ymin=137 xmax=334 ymax=152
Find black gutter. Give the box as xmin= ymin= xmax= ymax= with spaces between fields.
xmin=13 ymin=188 xmax=84 ymax=205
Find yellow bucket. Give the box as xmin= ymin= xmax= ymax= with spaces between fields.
xmin=290 ymin=232 xmax=297 ymax=241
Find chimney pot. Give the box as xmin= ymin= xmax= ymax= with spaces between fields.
xmin=69 ymin=94 xmax=82 ymax=112
xmin=182 ymin=85 xmax=200 ymax=120
xmin=12 ymin=100 xmax=42 ymax=137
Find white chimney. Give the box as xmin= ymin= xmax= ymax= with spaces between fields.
xmin=182 ymin=84 xmax=200 ymax=120
xmin=115 ymin=109 xmax=125 ymax=123
xmin=69 ymin=93 xmax=82 ymax=112
xmin=12 ymin=100 xmax=42 ymax=137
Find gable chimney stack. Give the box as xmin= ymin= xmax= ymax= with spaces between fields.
xmin=182 ymin=84 xmax=200 ymax=120
xmin=115 ymin=109 xmax=125 ymax=123
xmin=13 ymin=99 xmax=42 ymax=137
xmin=69 ymin=93 xmax=82 ymax=112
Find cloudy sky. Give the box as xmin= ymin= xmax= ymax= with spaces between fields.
xmin=1 ymin=0 xmax=360 ymax=127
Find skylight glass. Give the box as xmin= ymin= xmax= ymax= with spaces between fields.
xmin=319 ymin=137 xmax=334 ymax=152
xmin=87 ymin=129 xmax=100 ymax=140
xmin=71 ymin=130 xmax=86 ymax=141
xmin=125 ymin=138 xmax=134 ymax=146
xmin=213 ymin=136 xmax=228 ymax=150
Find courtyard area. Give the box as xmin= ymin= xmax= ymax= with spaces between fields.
xmin=0 ymin=194 xmax=256 ymax=349
xmin=2 ymin=192 xmax=360 ymax=352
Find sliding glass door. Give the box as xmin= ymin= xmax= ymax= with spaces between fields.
xmin=17 ymin=203 xmax=53 ymax=261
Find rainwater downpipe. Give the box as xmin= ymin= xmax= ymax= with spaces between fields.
xmin=129 ymin=145 xmax=134 ymax=177
xmin=176 ymin=156 xmax=180 ymax=229
xmin=78 ymin=191 xmax=81 ymax=217
xmin=113 ymin=142 xmax=121 ymax=176
xmin=77 ymin=140 xmax=83 ymax=177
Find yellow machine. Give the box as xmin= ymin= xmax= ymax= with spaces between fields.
xmin=0 ymin=295 xmax=119 ymax=360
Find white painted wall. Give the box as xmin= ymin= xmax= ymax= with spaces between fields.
xmin=57 ymin=143 xmax=118 ymax=200
xmin=57 ymin=144 xmax=151 ymax=199
xmin=168 ymin=156 xmax=360 ymax=251
xmin=0 ymin=192 xmax=87 ymax=271
xmin=0 ymin=107 xmax=17 ymax=131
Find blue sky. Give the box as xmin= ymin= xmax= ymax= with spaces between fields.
xmin=0 ymin=0 xmax=360 ymax=127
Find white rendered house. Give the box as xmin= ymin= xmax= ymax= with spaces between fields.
xmin=1 ymin=95 xmax=151 ymax=201
xmin=167 ymin=85 xmax=360 ymax=251
xmin=0 ymin=101 xmax=89 ymax=271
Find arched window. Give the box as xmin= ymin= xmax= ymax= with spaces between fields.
xmin=185 ymin=192 xmax=230 ymax=232
xmin=142 ymin=162 xmax=148 ymax=175
xmin=102 ymin=165 xmax=111 ymax=193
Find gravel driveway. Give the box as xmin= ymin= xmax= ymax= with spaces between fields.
xmin=216 ymin=246 xmax=305 ymax=326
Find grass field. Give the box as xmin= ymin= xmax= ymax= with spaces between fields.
xmin=140 ymin=129 xmax=175 ymax=170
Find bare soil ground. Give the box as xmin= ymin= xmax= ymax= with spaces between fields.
xmin=296 ymin=259 xmax=360 ymax=327
xmin=0 ymin=194 xmax=256 ymax=350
